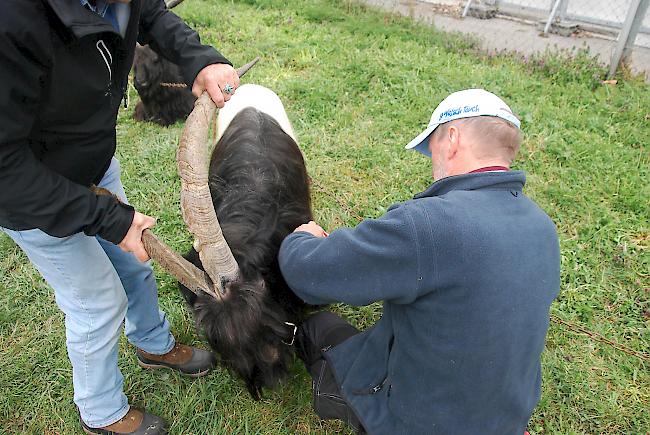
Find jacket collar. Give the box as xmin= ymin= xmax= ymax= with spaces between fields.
xmin=414 ymin=171 xmax=526 ymax=199
xmin=44 ymin=0 xmax=138 ymax=39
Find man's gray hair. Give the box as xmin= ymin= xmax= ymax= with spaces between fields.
xmin=433 ymin=116 xmax=522 ymax=163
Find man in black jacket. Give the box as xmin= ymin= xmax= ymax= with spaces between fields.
xmin=0 ymin=0 xmax=238 ymax=433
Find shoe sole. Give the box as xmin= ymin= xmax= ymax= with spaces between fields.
xmin=79 ymin=414 xmax=169 ymax=435
xmin=81 ymin=420 xmax=168 ymax=435
xmin=137 ymin=359 xmax=211 ymax=378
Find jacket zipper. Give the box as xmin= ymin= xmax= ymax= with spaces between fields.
xmin=97 ymin=38 xmax=129 ymax=108
xmin=353 ymin=376 xmax=389 ymax=395
xmin=95 ymin=39 xmax=113 ymax=96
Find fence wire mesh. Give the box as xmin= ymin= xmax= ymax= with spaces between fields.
xmin=362 ymin=0 xmax=650 ymax=80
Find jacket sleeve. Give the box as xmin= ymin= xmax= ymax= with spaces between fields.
xmin=0 ymin=1 xmax=135 ymax=245
xmin=278 ymin=204 xmax=423 ymax=306
xmin=138 ymin=0 xmax=232 ymax=86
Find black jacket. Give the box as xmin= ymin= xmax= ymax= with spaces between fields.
xmin=0 ymin=0 xmax=230 ymax=244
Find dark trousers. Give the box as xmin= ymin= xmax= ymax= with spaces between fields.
xmin=295 ymin=311 xmax=366 ymax=434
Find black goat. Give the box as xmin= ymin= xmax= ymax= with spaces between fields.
xmin=178 ymin=85 xmax=316 ymax=399
xmin=132 ymin=44 xmax=195 ymax=126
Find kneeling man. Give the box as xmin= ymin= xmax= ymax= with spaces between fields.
xmin=279 ymin=89 xmax=560 ymax=434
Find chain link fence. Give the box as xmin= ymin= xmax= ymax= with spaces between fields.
xmin=363 ymin=0 xmax=650 ymax=80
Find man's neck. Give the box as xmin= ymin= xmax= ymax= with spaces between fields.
xmin=469 ymin=166 xmax=509 ymax=173
xmin=447 ymin=161 xmax=510 ymax=177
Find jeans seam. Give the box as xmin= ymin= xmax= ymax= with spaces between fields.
xmin=141 ymin=334 xmax=175 ymax=355
xmin=89 ymin=403 xmax=130 ymax=428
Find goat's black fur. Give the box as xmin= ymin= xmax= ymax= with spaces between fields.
xmin=179 ymin=107 xmax=315 ymax=399
xmin=132 ymin=44 xmax=195 ymax=126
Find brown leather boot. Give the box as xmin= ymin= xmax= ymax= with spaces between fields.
xmin=80 ymin=408 xmax=167 ymax=435
xmin=136 ymin=343 xmax=215 ymax=377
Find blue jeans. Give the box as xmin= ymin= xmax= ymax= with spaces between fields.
xmin=1 ymin=158 xmax=175 ymax=427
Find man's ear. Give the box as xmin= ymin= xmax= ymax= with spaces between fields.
xmin=447 ymin=125 xmax=460 ymax=160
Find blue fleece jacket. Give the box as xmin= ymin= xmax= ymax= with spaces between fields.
xmin=279 ymin=171 xmax=560 ymax=434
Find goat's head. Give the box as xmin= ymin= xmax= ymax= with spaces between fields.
xmin=133 ymin=44 xmax=166 ymax=97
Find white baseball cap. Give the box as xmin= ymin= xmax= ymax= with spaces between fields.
xmin=404 ymin=89 xmax=520 ymax=157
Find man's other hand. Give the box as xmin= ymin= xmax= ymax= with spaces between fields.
xmin=294 ymin=221 xmax=328 ymax=238
xmin=118 ymin=211 xmax=156 ymax=262
xmin=192 ymin=63 xmax=240 ymax=108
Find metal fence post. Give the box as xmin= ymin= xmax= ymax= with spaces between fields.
xmin=557 ymin=0 xmax=569 ymax=21
xmin=462 ymin=0 xmax=474 ymax=18
xmin=463 ymin=0 xmax=497 ymax=19
xmin=608 ymin=0 xmax=650 ymax=78
xmin=544 ymin=0 xmax=564 ymax=35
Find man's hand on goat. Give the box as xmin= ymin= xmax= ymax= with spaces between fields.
xmin=119 ymin=211 xmax=156 ymax=262
xmin=294 ymin=221 xmax=328 ymax=238
xmin=192 ymin=63 xmax=240 ymax=108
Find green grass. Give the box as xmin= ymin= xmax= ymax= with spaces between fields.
xmin=1 ymin=0 xmax=648 ymax=433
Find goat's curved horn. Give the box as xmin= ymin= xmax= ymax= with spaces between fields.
xmin=89 ymin=185 xmax=217 ymax=298
xmin=236 ymin=57 xmax=260 ymax=77
xmin=177 ymin=57 xmax=260 ymax=299
xmin=178 ymin=93 xmax=237 ymax=299
xmin=142 ymin=230 xmax=216 ymax=296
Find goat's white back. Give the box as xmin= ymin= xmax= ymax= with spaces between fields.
xmin=216 ymin=84 xmax=297 ymax=143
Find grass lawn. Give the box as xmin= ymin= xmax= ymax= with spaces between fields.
xmin=1 ymin=0 xmax=648 ymax=433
